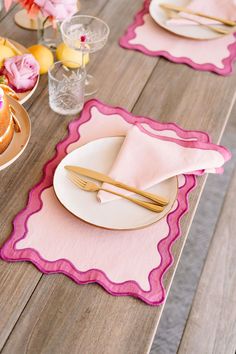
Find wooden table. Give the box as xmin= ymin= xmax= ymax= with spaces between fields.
xmin=0 ymin=1 xmax=235 ymax=353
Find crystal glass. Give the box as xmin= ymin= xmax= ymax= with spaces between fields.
xmin=48 ymin=61 xmax=86 ymax=115
xmin=61 ymin=15 xmax=110 ymax=95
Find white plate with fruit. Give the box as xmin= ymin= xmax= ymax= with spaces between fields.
xmin=0 ymin=37 xmax=39 ymax=104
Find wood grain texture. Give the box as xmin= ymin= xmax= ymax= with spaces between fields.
xmin=0 ymin=0 xmax=108 ymax=349
xmin=178 ymin=168 xmax=236 ymax=354
xmin=0 ymin=0 xmax=235 ymax=353
xmin=0 ymin=4 xmax=15 ymax=21
xmin=0 ymin=0 xmax=158 ymax=351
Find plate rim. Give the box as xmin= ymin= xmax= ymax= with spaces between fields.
xmin=53 ymin=136 xmax=179 ymax=231
xmin=0 ymin=96 xmax=31 ymax=171
xmin=149 ymin=0 xmax=225 ymax=40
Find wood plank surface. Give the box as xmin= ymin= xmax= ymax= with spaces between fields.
xmin=178 ymin=168 xmax=236 ymax=354
xmin=0 ymin=1 xmax=235 ymax=353
xmin=0 ymin=0 xmax=110 ymax=348
xmin=0 ymin=0 xmax=158 ymax=351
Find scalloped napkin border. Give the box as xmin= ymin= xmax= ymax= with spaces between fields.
xmin=0 ymin=99 xmax=215 ymax=306
xmin=119 ymin=0 xmax=236 ymax=76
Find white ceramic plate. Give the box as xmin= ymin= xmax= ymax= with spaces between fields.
xmin=149 ymin=0 xmax=230 ymax=40
xmin=0 ymin=96 xmax=31 ymax=171
xmin=53 ymin=137 xmax=178 ymax=230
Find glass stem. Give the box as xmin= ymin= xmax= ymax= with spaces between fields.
xmin=81 ymin=43 xmax=88 ymax=85
xmin=81 ymin=51 xmax=86 ymax=70
xmin=82 ymin=52 xmax=89 ymax=85
xmin=41 ymin=16 xmax=49 ymax=42
xmin=37 ymin=16 xmax=49 ymax=45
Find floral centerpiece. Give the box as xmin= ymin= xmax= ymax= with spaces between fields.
xmin=4 ymin=0 xmax=79 ymax=48
xmin=4 ymin=0 xmax=78 ymax=19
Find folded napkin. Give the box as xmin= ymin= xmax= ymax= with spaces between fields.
xmin=98 ymin=124 xmax=231 ymax=203
xmin=166 ymin=0 xmax=236 ymax=26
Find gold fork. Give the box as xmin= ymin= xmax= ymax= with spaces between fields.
xmin=167 ymin=9 xmax=230 ymax=35
xmin=67 ymin=172 xmax=165 ymax=213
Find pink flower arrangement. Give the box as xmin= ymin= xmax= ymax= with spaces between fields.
xmin=35 ymin=0 xmax=78 ymax=20
xmin=2 ymin=54 xmax=39 ymax=92
xmin=4 ymin=0 xmax=78 ymax=20
xmin=16 ymin=0 xmax=41 ymax=17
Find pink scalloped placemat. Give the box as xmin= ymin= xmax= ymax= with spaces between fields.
xmin=0 ymin=99 xmax=207 ymax=306
xmin=119 ymin=0 xmax=236 ymax=75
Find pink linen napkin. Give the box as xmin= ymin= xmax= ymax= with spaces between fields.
xmin=119 ymin=0 xmax=236 ymax=75
xmin=98 ymin=124 xmax=230 ymax=203
xmin=166 ymin=0 xmax=236 ymax=26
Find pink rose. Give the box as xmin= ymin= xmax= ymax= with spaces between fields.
xmin=3 ymin=54 xmax=39 ymax=92
xmin=34 ymin=0 xmax=77 ymax=20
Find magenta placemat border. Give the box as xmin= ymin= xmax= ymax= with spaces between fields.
xmin=0 ymin=99 xmax=210 ymax=305
xmin=119 ymin=0 xmax=236 ymax=76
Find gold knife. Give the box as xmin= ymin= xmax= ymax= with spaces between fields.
xmin=64 ymin=165 xmax=169 ymax=206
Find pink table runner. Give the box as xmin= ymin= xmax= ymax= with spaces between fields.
xmin=1 ymin=99 xmax=223 ymax=305
xmin=120 ymin=0 xmax=236 ymax=75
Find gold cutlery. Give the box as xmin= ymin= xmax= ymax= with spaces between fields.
xmin=167 ymin=10 xmax=230 ymax=35
xmin=65 ymin=165 xmax=169 ymax=206
xmin=67 ymin=172 xmax=164 ymax=213
xmin=159 ymin=3 xmax=236 ymax=27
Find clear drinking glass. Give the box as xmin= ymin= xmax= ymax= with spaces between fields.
xmin=48 ymin=61 xmax=86 ymax=115
xmin=61 ymin=15 xmax=110 ymax=95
